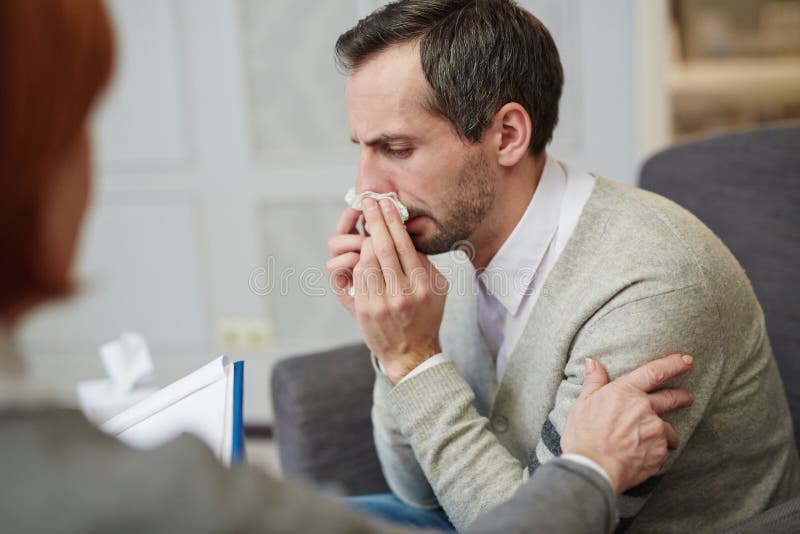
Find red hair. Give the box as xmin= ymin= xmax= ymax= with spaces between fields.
xmin=0 ymin=0 xmax=114 ymax=313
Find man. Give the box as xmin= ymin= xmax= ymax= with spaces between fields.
xmin=327 ymin=1 xmax=800 ymax=531
xmin=0 ymin=1 xmax=696 ymax=533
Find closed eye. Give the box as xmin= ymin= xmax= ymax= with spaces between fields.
xmin=350 ymin=134 xmax=417 ymax=159
xmin=383 ymin=146 xmax=413 ymax=158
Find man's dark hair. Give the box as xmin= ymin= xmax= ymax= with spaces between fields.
xmin=335 ymin=0 xmax=563 ymax=156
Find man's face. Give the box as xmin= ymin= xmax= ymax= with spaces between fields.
xmin=345 ymin=41 xmax=496 ymax=254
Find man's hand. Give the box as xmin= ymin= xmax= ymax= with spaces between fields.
xmin=561 ymin=354 xmax=695 ymax=493
xmin=326 ymin=206 xmax=365 ymax=315
xmin=353 ymin=197 xmax=448 ymax=384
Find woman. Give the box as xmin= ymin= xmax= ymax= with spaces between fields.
xmin=0 ymin=4 xmax=376 ymax=532
xmin=0 ymin=2 xmax=691 ymax=532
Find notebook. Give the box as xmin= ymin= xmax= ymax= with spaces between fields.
xmin=100 ymin=356 xmax=245 ymax=466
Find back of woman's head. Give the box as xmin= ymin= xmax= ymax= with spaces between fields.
xmin=0 ymin=0 xmax=114 ymax=317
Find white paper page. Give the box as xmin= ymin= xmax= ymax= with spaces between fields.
xmin=101 ymin=356 xmax=230 ymax=458
xmin=221 ymin=362 xmax=235 ymax=465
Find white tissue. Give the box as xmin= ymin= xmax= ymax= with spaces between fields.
xmin=100 ymin=332 xmax=155 ymax=394
xmin=344 ymin=188 xmax=411 ymax=298
xmin=345 ymin=187 xmax=410 ymax=222
xmin=78 ymin=332 xmax=158 ymax=425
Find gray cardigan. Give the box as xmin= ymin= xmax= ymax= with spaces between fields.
xmin=372 ymin=178 xmax=800 ymax=531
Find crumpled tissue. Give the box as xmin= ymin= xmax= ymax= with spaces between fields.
xmin=345 ymin=187 xmax=410 ymax=222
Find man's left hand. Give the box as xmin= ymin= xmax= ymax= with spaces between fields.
xmin=353 ymin=197 xmax=449 ymax=384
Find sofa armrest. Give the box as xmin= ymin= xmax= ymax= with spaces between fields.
xmin=270 ymin=343 xmax=390 ymax=495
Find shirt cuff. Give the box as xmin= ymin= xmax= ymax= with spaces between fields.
xmin=375 ymin=353 xmax=451 ymax=384
xmin=397 ymin=353 xmax=450 ymax=384
xmin=560 ymin=453 xmax=613 ymax=490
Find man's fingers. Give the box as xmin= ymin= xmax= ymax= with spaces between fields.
xmin=380 ymin=198 xmax=422 ymax=274
xmin=328 ymin=234 xmax=365 ymax=256
xmin=580 ymin=358 xmax=609 ymax=398
xmin=336 ymin=207 xmax=362 ymax=235
xmin=360 ymin=237 xmax=385 ymax=300
xmin=619 ymin=353 xmax=694 ymax=392
xmin=326 ymin=252 xmax=360 ymax=272
xmin=361 ymin=198 xmax=404 ymax=290
xmin=326 ymin=252 xmax=360 ymax=291
xmin=353 ymin=243 xmax=372 ymax=304
xmin=353 ymin=262 xmax=368 ymax=304
xmin=408 ymin=251 xmax=449 ymax=298
xmin=664 ymin=421 xmax=679 ymax=450
xmin=648 ymin=387 xmax=694 ymax=416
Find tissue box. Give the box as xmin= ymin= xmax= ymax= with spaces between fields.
xmin=77 ymin=331 xmax=158 ymax=425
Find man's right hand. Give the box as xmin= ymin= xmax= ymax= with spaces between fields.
xmin=326 ymin=207 xmax=365 ymax=315
xmin=560 ymin=354 xmax=695 ymax=494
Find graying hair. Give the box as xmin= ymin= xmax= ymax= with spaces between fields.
xmin=335 ymin=0 xmax=564 ymax=155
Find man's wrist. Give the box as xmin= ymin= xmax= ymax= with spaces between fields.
xmin=380 ymin=344 xmax=442 ymax=384
xmin=396 ymin=353 xmax=448 ymax=384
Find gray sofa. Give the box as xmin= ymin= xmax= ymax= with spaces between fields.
xmin=271 ymin=342 xmax=389 ymax=495
xmin=271 ymin=124 xmax=800 ymax=531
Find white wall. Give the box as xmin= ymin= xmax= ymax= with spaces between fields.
xmin=21 ymin=0 xmax=668 ymax=423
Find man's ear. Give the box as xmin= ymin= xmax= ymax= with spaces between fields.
xmin=489 ymin=102 xmax=532 ymax=168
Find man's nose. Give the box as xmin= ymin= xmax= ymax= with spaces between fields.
xmin=355 ymin=152 xmax=392 ymax=194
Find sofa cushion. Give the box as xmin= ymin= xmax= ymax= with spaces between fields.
xmin=271 ymin=343 xmax=389 ymax=495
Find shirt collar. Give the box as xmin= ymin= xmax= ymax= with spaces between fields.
xmin=477 ymin=155 xmax=566 ymax=316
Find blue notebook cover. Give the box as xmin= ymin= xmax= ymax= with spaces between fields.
xmin=231 ymin=360 xmax=245 ymax=464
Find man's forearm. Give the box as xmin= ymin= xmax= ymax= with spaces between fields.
xmin=372 ymin=357 xmax=439 ymax=507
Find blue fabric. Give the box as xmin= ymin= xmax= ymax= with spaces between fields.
xmin=347 ymin=493 xmax=454 ymax=531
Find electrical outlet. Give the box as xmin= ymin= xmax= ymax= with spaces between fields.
xmin=216 ymin=318 xmax=275 ymax=352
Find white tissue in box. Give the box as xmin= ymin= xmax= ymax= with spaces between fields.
xmin=100 ymin=332 xmax=154 ymax=393
xmin=77 ymin=332 xmax=158 ymax=425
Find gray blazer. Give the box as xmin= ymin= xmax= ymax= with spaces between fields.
xmin=0 ymin=408 xmax=616 ymax=533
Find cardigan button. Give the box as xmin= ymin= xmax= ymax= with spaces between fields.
xmin=492 ymin=415 xmax=509 ymax=433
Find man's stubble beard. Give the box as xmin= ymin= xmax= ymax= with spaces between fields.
xmin=412 ymin=151 xmax=496 ymax=255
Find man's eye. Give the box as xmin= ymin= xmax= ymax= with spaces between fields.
xmin=384 ymin=146 xmax=413 ymax=158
